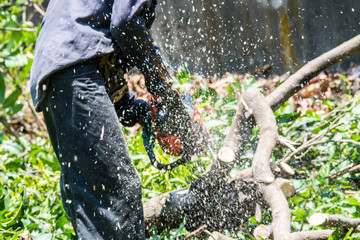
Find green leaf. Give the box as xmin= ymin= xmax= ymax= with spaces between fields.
xmin=305 ymin=110 xmax=321 ymax=120
xmin=4 ymin=54 xmax=28 ymax=68
xmin=276 ymin=112 xmax=301 ymax=124
xmin=2 ymin=141 xmax=24 ymax=155
xmin=2 ymin=89 xmax=20 ymax=109
xmin=311 ymin=122 xmax=330 ymax=134
xmin=232 ymin=78 xmax=242 ymax=90
xmin=293 ymin=207 xmax=306 ymax=221
xmin=343 ymin=228 xmax=354 ymax=240
xmin=0 ymin=188 xmax=5 ymax=210
xmin=322 ymin=99 xmax=335 ymax=110
xmin=55 ymin=214 xmax=69 ymax=230
xmin=170 ymin=220 xmax=185 ymax=240
xmin=0 ymin=189 xmax=29 ymax=229
xmin=226 ymin=85 xmax=235 ymax=98
xmin=6 ymin=102 xmax=23 ymax=116
xmin=329 ymin=228 xmax=345 ymax=240
xmin=0 ymin=74 xmax=5 ymax=104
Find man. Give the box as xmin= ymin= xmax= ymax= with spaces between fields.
xmin=30 ymin=0 xmax=167 ymax=239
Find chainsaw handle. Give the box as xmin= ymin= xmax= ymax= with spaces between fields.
xmin=142 ymin=111 xmax=192 ymax=170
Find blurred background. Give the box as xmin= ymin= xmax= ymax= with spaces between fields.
xmin=151 ymin=0 xmax=360 ymax=75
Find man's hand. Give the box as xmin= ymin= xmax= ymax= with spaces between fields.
xmin=141 ymin=52 xmax=175 ymax=96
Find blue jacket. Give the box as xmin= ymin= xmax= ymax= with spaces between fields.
xmin=30 ymin=0 xmax=157 ymax=111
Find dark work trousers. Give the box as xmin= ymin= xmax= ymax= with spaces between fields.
xmin=41 ymin=61 xmax=145 ymax=239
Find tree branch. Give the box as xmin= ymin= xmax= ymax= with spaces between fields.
xmin=309 ymin=213 xmax=360 ymax=231
xmin=267 ymin=34 xmax=360 ymax=111
xmin=254 ymin=225 xmax=333 ymax=240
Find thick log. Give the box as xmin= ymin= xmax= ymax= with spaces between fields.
xmin=261 ymin=182 xmax=291 ymax=240
xmin=254 ymin=226 xmax=333 ymax=240
xmin=244 ymin=88 xmax=277 ymax=183
xmin=275 ymin=178 xmax=295 ymax=198
xmin=309 ymin=213 xmax=360 ymax=232
xmin=144 ymin=189 xmax=191 ymax=231
xmin=254 ymin=225 xmax=272 ymax=240
xmin=290 ymin=230 xmax=334 ymax=240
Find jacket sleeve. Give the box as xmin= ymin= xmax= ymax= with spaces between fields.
xmin=115 ymin=91 xmax=149 ymax=127
xmin=111 ymin=0 xmax=164 ymax=95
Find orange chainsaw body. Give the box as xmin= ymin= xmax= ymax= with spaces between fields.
xmin=149 ymin=92 xmax=208 ymax=157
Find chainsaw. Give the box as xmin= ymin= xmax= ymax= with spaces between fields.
xmin=142 ymin=61 xmax=210 ymax=170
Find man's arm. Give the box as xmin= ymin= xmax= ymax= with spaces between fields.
xmin=110 ymin=0 xmax=165 ymax=95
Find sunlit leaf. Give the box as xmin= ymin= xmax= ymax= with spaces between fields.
xmin=2 ymin=89 xmax=20 ymax=109
xmin=0 ymin=74 xmax=5 ymax=104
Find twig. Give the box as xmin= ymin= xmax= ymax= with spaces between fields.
xmin=0 ymin=27 xmax=36 ymax=32
xmin=33 ymin=3 xmax=46 ymax=16
xmin=279 ymin=138 xmax=359 ymax=164
xmin=296 ymin=163 xmax=360 ymax=193
xmin=0 ymin=116 xmax=20 ymax=139
xmin=327 ymin=163 xmax=360 ymax=179
xmin=278 ymin=136 xmax=299 ymax=152
xmin=17 ymin=150 xmax=29 ymax=159
xmin=278 ymin=119 xmax=345 ymax=164
xmin=185 ymin=224 xmax=207 ymax=240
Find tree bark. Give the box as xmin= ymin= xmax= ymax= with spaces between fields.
xmin=309 ymin=213 xmax=360 ymax=232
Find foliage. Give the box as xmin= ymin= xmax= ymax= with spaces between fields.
xmin=0 ymin=0 xmax=40 ymax=132
xmin=274 ymin=96 xmax=360 ymax=239
xmin=0 ymin=136 xmax=75 ymax=239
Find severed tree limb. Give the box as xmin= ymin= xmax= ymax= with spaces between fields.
xmin=19 ymin=229 xmax=33 ymax=240
xmin=244 ymin=89 xmax=292 ymax=240
xmin=309 ymin=213 xmax=360 ymax=232
xmin=143 ymin=34 xmax=360 ymax=236
xmin=328 ymin=164 xmax=360 ymax=179
xmin=254 ymin=225 xmax=272 ymax=240
xmin=290 ymin=230 xmax=334 ymax=240
xmin=274 ymin=178 xmax=295 ymax=198
xmin=231 ymin=162 xmax=294 ymax=181
xmin=244 ymin=88 xmax=277 ymax=183
xmin=254 ymin=225 xmax=334 ymax=240
xmin=260 ymin=182 xmax=291 ymax=240
xmin=267 ymin=34 xmax=360 ymax=111
xmin=144 ymin=189 xmax=191 ymax=231
xmin=184 ymin=224 xmax=207 ymax=240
